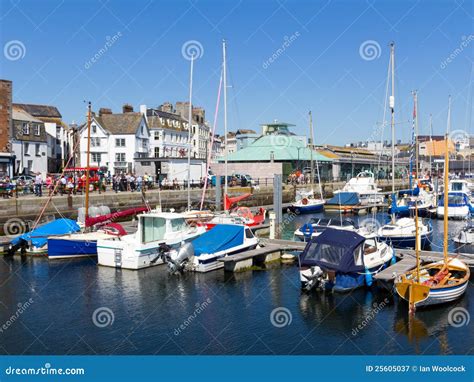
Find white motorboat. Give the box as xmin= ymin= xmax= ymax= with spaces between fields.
xmin=377 ymin=217 xmax=432 ymax=249
xmin=96 ymin=212 xmax=205 ymax=269
xmin=453 ymin=220 xmax=474 ymax=251
xmin=436 ymin=192 xmax=473 ymax=219
xmin=289 ymin=190 xmax=325 ymax=214
xmin=334 ymin=171 xmax=384 ymax=206
xmin=167 ymin=224 xmax=259 ymax=273
xmin=294 ymin=217 xmax=358 ymax=241
xmin=299 ymin=228 xmax=394 ymax=292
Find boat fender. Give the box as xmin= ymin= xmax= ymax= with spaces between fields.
xmin=364 ymin=267 xmax=373 ymax=287
xmin=301 ymin=223 xmax=313 ymax=239
xmin=390 ymin=251 xmax=396 ymax=265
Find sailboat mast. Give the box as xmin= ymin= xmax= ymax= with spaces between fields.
xmin=443 ymin=97 xmax=451 ymax=264
xmin=429 ymin=114 xmax=433 ymax=178
xmin=223 ymin=40 xmax=228 ymax=198
xmin=390 ymin=42 xmax=395 ymax=195
xmin=414 ymin=91 xmax=419 ymax=182
xmin=85 ymin=101 xmax=92 ymax=219
xmin=309 ymin=111 xmax=314 ymax=186
xmin=186 ymin=54 xmax=195 ymax=211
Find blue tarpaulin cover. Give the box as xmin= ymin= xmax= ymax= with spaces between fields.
xmin=326 ymin=192 xmax=359 ymax=206
xmin=192 ymin=224 xmax=244 ymax=256
xmin=11 ymin=218 xmax=80 ymax=248
xmin=300 ymin=228 xmax=366 ymax=272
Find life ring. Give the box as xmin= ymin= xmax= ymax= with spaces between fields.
xmin=302 ymin=198 xmax=308 ymax=205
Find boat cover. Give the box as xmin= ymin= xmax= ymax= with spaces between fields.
xmin=300 ymin=228 xmax=366 ymax=272
xmin=192 ymin=224 xmax=244 ymax=256
xmin=326 ymin=192 xmax=359 ymax=206
xmin=11 ymin=218 xmax=80 ymax=248
xmin=397 ymin=187 xmax=419 ymax=197
xmin=438 ymin=192 xmax=470 ymax=207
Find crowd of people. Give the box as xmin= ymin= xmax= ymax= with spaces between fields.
xmin=0 ymin=172 xmax=210 ymax=198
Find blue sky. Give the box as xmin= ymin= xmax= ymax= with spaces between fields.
xmin=0 ymin=0 xmax=472 ymax=145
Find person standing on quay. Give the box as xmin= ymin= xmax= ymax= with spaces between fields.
xmin=34 ymin=173 xmax=43 ymax=197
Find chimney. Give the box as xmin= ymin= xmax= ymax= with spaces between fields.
xmin=122 ymin=104 xmax=134 ymax=113
xmin=159 ymin=102 xmax=173 ymax=113
xmin=0 ymin=79 xmax=12 ymax=154
xmin=99 ymin=107 xmax=112 ymax=116
xmin=139 ymin=104 xmax=147 ymax=122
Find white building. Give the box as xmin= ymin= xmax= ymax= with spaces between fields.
xmin=13 ymin=103 xmax=69 ymax=173
xmin=11 ymin=107 xmax=48 ymax=177
xmin=79 ymin=105 xmax=151 ymax=175
xmin=145 ymin=106 xmax=190 ymax=159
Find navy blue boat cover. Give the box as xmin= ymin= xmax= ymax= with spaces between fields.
xmin=11 ymin=218 xmax=80 ymax=248
xmin=326 ymin=192 xmax=359 ymax=206
xmin=300 ymin=228 xmax=366 ymax=272
xmin=192 ymin=224 xmax=244 ymax=256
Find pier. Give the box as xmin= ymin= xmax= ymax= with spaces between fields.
xmin=374 ymin=250 xmax=474 ymax=288
xmin=219 ymin=239 xmax=306 ymax=272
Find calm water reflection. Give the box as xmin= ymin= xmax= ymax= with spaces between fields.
xmin=0 ymin=212 xmax=472 ymax=355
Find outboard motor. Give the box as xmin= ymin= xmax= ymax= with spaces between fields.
xmin=167 ymin=242 xmax=195 ymax=274
xmin=300 ymin=265 xmax=324 ymax=291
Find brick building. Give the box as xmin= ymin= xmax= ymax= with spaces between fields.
xmin=0 ymin=80 xmax=14 ymax=177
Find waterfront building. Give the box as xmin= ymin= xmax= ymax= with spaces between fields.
xmin=0 ymin=79 xmax=14 ymax=177
xmin=13 ymin=103 xmax=69 ymax=173
xmin=78 ymin=105 xmax=151 ymax=175
xmin=11 ymin=106 xmax=48 ymax=177
xmin=175 ymin=101 xmax=210 ymax=159
xmin=235 ymin=129 xmax=258 ymax=150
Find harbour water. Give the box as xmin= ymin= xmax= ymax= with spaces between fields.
xmin=0 ymin=212 xmax=472 ymax=355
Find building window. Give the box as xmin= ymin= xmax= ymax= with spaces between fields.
xmin=115 ymin=153 xmax=126 ymax=162
xmin=154 ymin=147 xmax=160 ymax=158
xmin=22 ymin=122 xmax=29 ymax=135
xmin=35 ymin=143 xmax=41 ymax=156
xmin=142 ymin=139 xmax=147 ymax=149
xmin=92 ymin=125 xmax=97 ymax=134
xmin=34 ymin=124 xmax=41 ymax=136
xmin=154 ymin=131 xmax=160 ymax=140
xmin=24 ymin=142 xmax=29 ymax=155
xmin=115 ymin=138 xmax=125 ymax=147
xmin=91 ymin=137 xmax=101 ymax=147
xmin=91 ymin=153 xmax=101 ymax=163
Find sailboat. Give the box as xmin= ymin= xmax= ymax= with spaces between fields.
xmin=376 ymin=43 xmax=432 ymax=250
xmin=289 ymin=111 xmax=325 ymax=214
xmin=46 ymin=102 xmax=144 ymax=258
xmin=395 ymin=97 xmax=470 ymax=312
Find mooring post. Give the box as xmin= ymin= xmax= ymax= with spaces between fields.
xmin=273 ymin=174 xmax=282 ymax=239
xmin=215 ymin=176 xmax=222 ymax=211
xmin=269 ymin=211 xmax=276 ymax=239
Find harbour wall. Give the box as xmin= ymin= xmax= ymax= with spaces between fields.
xmin=0 ymin=179 xmax=409 ymax=235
